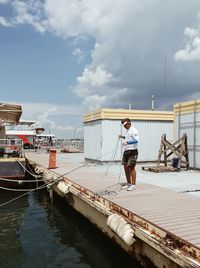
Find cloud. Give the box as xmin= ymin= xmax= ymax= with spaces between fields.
xmin=11 ymin=0 xmax=47 ymax=33
xmin=73 ymin=48 xmax=85 ymax=63
xmin=0 ymin=16 xmax=12 ymax=27
xmin=0 ymin=0 xmax=10 ymax=3
xmin=20 ymin=102 xmax=83 ymax=138
xmin=2 ymin=0 xmax=200 ymax=111
xmin=175 ymin=19 xmax=200 ymax=61
xmin=75 ymin=65 xmax=113 ymax=96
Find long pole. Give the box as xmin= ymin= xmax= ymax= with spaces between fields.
xmin=164 ymin=57 xmax=167 ymax=91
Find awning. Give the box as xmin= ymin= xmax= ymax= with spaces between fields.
xmin=0 ymin=101 xmax=22 ymax=126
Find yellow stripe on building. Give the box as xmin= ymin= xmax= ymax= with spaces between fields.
xmin=174 ymin=99 xmax=200 ymax=115
xmin=83 ymin=108 xmax=174 ymax=123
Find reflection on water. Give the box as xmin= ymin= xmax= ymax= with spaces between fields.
xmin=0 ymin=190 xmax=141 ymax=268
xmin=0 ymin=191 xmax=28 ymax=268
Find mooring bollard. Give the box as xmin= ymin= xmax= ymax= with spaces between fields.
xmin=48 ymin=149 xmax=57 ymax=169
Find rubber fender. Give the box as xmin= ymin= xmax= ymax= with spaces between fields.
xmin=34 ymin=166 xmax=44 ymax=174
xmin=106 ymin=213 xmax=115 ymax=226
xmin=110 ymin=215 xmax=122 ymax=233
xmin=123 ymin=228 xmax=135 ymax=246
xmin=43 ymin=170 xmax=54 ymax=181
xmin=106 ymin=214 xmax=135 ymax=246
xmin=57 ymin=181 xmax=69 ymax=194
xmin=107 ymin=214 xmax=121 ymax=231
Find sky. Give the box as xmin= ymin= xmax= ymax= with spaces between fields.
xmin=0 ymin=0 xmax=200 ymax=138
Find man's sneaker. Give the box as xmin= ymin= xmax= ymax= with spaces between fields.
xmin=127 ymin=185 xmax=136 ymax=191
xmin=121 ymin=183 xmax=131 ymax=189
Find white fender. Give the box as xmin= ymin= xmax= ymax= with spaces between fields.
xmin=57 ymin=181 xmax=69 ymax=194
xmin=106 ymin=214 xmax=135 ymax=246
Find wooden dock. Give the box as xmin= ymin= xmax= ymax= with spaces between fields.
xmin=26 ymin=152 xmax=200 ymax=268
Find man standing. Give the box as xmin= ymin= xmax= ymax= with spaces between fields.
xmin=119 ymin=118 xmax=139 ymax=191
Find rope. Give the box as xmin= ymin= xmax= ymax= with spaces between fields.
xmin=0 ymin=185 xmax=47 ymax=192
xmin=95 ymin=130 xmax=128 ymax=196
xmin=104 ymin=138 xmax=120 ymax=176
xmin=0 ymin=182 xmax=50 ymax=208
xmin=16 ymin=160 xmax=42 ymax=178
xmin=0 ymin=146 xmax=122 ymax=207
xmin=95 ymin=138 xmax=123 ymax=196
xmin=95 ymin=182 xmax=121 ymax=196
xmin=0 ymin=177 xmax=44 ymax=183
xmin=117 ymin=137 xmax=124 ymax=184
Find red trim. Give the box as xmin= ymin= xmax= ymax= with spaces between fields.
xmin=17 ymin=134 xmax=32 ymax=144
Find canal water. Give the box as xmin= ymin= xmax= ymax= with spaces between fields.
xmin=0 ymin=190 xmax=141 ymax=268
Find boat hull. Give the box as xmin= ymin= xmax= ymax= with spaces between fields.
xmin=0 ymin=158 xmax=26 ymax=188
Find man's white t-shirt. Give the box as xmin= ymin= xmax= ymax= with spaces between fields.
xmin=124 ymin=125 xmax=139 ymax=151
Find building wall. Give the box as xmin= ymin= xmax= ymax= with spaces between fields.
xmin=134 ymin=120 xmax=173 ymax=162
xmin=101 ymin=120 xmax=122 ymax=161
xmin=174 ymin=106 xmax=200 ymax=169
xmin=84 ymin=119 xmax=174 ymax=162
xmin=84 ymin=120 xmax=102 ymax=161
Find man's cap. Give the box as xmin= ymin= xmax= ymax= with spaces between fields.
xmin=121 ymin=118 xmax=131 ymax=126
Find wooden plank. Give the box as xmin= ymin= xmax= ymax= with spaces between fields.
xmin=142 ymin=166 xmax=178 ymax=172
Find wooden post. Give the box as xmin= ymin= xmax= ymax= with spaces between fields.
xmin=163 ymin=134 xmax=167 ymax=167
xmin=185 ymin=134 xmax=189 ymax=170
xmin=156 ymin=134 xmax=164 ymax=167
xmin=155 ymin=133 xmax=189 ymax=171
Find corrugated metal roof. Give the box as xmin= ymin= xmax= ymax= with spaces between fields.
xmin=83 ymin=108 xmax=174 ymax=123
xmin=0 ymin=101 xmax=22 ymax=125
xmin=174 ymin=99 xmax=200 ymax=115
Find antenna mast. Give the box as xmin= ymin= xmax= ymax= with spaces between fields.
xmin=164 ymin=57 xmax=167 ymax=91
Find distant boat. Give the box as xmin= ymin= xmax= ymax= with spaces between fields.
xmin=6 ymin=121 xmax=55 ymax=149
xmin=0 ymin=101 xmax=26 ymax=188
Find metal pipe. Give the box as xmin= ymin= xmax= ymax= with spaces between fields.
xmin=151 ymin=95 xmax=155 ymax=111
xmin=193 ymin=100 xmax=197 ymax=168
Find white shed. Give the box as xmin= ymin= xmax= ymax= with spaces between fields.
xmin=83 ymin=108 xmax=174 ymax=163
xmin=174 ymin=99 xmax=200 ymax=169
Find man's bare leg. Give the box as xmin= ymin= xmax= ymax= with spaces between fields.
xmin=124 ymin=165 xmax=131 ymax=184
xmin=130 ymin=166 xmax=136 ymax=185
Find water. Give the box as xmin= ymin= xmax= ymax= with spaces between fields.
xmin=0 ymin=190 xmax=141 ymax=268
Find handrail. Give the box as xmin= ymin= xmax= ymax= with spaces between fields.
xmin=0 ymin=139 xmax=23 ymax=154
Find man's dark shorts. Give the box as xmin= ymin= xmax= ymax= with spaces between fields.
xmin=122 ymin=149 xmax=138 ymax=167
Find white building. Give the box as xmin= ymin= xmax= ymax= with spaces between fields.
xmin=174 ymin=99 xmax=200 ymax=169
xmin=84 ymin=108 xmax=174 ymax=163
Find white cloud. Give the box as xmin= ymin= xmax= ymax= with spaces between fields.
xmin=0 ymin=16 xmax=12 ymax=27
xmin=73 ymin=48 xmax=85 ymax=63
xmin=175 ymin=27 xmax=200 ymax=61
xmin=2 ymin=0 xmax=200 ymax=111
xmin=75 ymin=65 xmax=112 ymax=97
xmin=20 ymin=102 xmax=83 ymax=138
xmin=0 ymin=0 xmax=10 ymax=3
xmin=10 ymin=0 xmax=47 ymax=33
xmin=83 ymin=95 xmax=107 ymax=111
xmin=175 ymin=12 xmax=200 ymax=61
